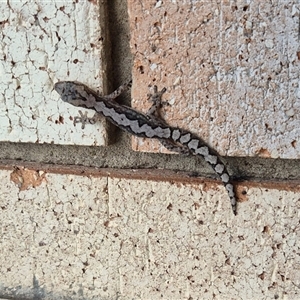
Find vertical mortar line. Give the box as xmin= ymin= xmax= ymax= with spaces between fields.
xmin=98 ymin=0 xmax=112 ymax=95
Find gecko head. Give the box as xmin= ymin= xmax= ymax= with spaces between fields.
xmin=54 ymin=81 xmax=89 ymax=107
xmin=54 ymin=81 xmax=80 ymax=102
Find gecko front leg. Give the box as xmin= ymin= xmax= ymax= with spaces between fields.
xmin=72 ymin=80 xmax=132 ymax=128
xmin=73 ymin=110 xmax=99 ymax=129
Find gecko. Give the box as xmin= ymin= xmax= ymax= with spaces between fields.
xmin=54 ymin=80 xmax=238 ymax=215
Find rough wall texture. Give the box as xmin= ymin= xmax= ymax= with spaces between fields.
xmin=0 ymin=167 xmax=300 ymax=299
xmin=0 ymin=1 xmax=108 ymax=146
xmin=129 ymin=0 xmax=300 ymax=158
xmin=1 ymin=0 xmax=300 ymax=299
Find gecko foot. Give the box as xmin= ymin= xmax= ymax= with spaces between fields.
xmin=74 ymin=110 xmax=98 ymax=129
xmin=147 ymin=85 xmax=168 ymax=116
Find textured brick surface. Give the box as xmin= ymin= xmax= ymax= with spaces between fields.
xmin=129 ymin=0 xmax=300 ymax=158
xmin=1 ymin=1 xmax=300 ymax=299
xmin=0 ymin=1 xmax=108 ymax=146
xmin=0 ymin=166 xmax=300 ymax=299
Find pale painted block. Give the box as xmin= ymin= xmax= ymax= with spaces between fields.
xmin=129 ymin=1 xmax=300 ymax=159
xmin=0 ymin=1 xmax=108 ymax=146
xmin=0 ymin=167 xmax=300 ymax=298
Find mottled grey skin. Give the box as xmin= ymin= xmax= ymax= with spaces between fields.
xmin=55 ymin=81 xmax=237 ymax=215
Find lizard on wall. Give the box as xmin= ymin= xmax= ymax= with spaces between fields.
xmin=54 ymin=80 xmax=238 ymax=215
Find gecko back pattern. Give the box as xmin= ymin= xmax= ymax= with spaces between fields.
xmin=54 ymin=81 xmax=237 ymax=215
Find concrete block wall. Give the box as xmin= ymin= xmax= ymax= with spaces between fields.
xmin=129 ymin=1 xmax=300 ymax=159
xmin=0 ymin=0 xmax=300 ymax=299
xmin=1 ymin=164 xmax=300 ymax=299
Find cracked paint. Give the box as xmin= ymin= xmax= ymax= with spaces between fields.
xmin=0 ymin=1 xmax=107 ymax=146
xmin=1 ymin=168 xmax=300 ymax=298
xmin=129 ymin=1 xmax=300 ymax=158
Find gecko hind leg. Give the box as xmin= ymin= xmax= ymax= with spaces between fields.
xmin=147 ymin=85 xmax=191 ymax=155
xmin=160 ymin=139 xmax=193 ymax=155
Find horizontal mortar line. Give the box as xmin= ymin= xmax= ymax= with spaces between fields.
xmin=1 ymin=159 xmax=300 ymax=203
